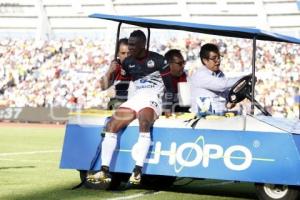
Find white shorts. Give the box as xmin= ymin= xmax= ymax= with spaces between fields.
xmin=119 ymin=90 xmax=162 ymax=116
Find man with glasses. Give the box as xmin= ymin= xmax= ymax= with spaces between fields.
xmin=164 ymin=49 xmax=189 ymax=116
xmin=189 ymin=43 xmax=242 ymax=116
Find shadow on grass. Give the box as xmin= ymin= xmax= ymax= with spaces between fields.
xmin=135 ymin=178 xmax=257 ymax=200
xmin=169 ymin=179 xmax=257 ymax=199
xmin=1 ymin=178 xmax=256 ymax=200
xmin=0 ymin=166 xmax=35 ymax=170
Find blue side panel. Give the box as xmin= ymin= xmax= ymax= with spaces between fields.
xmin=60 ymin=124 xmax=300 ymax=185
xmin=293 ymin=134 xmax=300 ymax=157
xmin=60 ymin=124 xmax=103 ymax=170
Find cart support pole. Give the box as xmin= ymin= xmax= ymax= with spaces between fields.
xmin=147 ymin=27 xmax=150 ymax=52
xmin=114 ymin=22 xmax=122 ymax=60
xmin=251 ymin=36 xmax=257 ymax=115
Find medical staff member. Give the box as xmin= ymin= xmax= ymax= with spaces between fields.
xmin=164 ymin=49 xmax=189 ymax=115
xmin=188 ymin=43 xmax=242 ymax=116
xmin=99 ymin=38 xmax=131 ymax=109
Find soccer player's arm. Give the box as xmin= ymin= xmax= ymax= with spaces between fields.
xmin=99 ymin=60 xmax=119 ymax=90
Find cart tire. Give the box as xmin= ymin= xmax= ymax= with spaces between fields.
xmin=141 ymin=175 xmax=176 ymax=189
xmin=255 ymin=183 xmax=300 ymax=200
xmin=79 ymin=170 xmax=122 ymax=190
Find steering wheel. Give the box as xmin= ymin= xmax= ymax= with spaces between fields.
xmin=227 ymin=75 xmax=254 ymax=104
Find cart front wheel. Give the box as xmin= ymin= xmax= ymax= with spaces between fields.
xmin=255 ymin=183 xmax=299 ymax=200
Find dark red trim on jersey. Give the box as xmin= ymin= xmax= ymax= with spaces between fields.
xmin=114 ymin=64 xmax=132 ymax=81
xmin=160 ymin=70 xmax=171 ymax=77
xmin=171 ymin=72 xmax=187 ymax=93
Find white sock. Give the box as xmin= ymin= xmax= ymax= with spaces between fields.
xmin=134 ymin=132 xmax=151 ymax=167
xmin=101 ymin=132 xmax=117 ymax=167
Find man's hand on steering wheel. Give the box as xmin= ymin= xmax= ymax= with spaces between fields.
xmin=226 ymin=102 xmax=236 ymax=109
xmin=227 ymin=74 xmax=255 ymax=105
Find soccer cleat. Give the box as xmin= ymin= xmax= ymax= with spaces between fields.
xmin=87 ymin=166 xmax=111 ymax=183
xmin=129 ymin=166 xmax=142 ymax=185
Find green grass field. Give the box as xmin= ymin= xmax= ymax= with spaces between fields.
xmin=0 ymin=123 xmax=257 ymax=200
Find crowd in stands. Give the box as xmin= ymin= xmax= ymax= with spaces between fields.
xmin=0 ymin=34 xmax=299 ymax=119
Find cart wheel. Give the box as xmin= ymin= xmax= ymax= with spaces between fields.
xmin=141 ymin=175 xmax=176 ymax=189
xmin=79 ymin=170 xmax=122 ymax=190
xmin=255 ymin=183 xmax=299 ymax=200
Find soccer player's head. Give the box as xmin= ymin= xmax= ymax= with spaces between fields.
xmin=128 ymin=30 xmax=147 ymax=58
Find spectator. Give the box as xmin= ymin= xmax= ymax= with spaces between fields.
xmin=0 ymin=36 xmax=298 ymax=118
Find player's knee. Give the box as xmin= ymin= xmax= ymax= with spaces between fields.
xmin=139 ymin=119 xmax=153 ymax=131
xmin=105 ymin=119 xmax=119 ymax=133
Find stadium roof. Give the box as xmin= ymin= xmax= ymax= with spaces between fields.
xmin=89 ymin=13 xmax=300 ymax=44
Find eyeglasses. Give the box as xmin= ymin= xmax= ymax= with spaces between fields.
xmin=171 ymin=60 xmax=186 ymax=66
xmin=207 ymin=56 xmax=222 ymax=62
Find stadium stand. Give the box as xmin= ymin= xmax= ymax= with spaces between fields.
xmin=0 ymin=0 xmax=300 ymax=38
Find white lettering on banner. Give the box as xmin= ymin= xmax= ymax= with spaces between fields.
xmin=131 ymin=136 xmax=253 ymax=172
xmin=224 ymin=145 xmax=252 ymax=171
xmin=203 ymin=144 xmax=223 ymax=168
xmin=176 ymin=143 xmax=203 ymax=167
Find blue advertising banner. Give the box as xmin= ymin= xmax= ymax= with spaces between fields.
xmin=60 ymin=118 xmax=300 ymax=186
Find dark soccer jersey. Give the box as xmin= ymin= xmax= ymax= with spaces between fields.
xmin=113 ymin=63 xmax=131 ymax=100
xmin=121 ymin=51 xmax=175 ymax=111
xmin=122 ymin=51 xmax=169 ymax=81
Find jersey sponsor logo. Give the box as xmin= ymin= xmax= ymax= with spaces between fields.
xmin=139 ymin=79 xmax=147 ymax=83
xmin=129 ymin=64 xmax=135 ymax=68
xmin=150 ymin=101 xmax=159 ymax=108
xmin=136 ymin=85 xmax=155 ymax=89
xmin=134 ymin=71 xmax=164 ymax=92
xmin=147 ymin=60 xmax=155 ymax=68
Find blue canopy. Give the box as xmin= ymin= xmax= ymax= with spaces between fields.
xmin=89 ymin=13 xmax=300 ymax=44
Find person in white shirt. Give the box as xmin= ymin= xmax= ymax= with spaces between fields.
xmin=188 ymin=43 xmax=242 ymax=116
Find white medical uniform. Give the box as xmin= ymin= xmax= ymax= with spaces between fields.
xmin=188 ymin=66 xmax=242 ymax=115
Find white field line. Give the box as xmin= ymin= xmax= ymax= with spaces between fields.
xmin=0 ymin=157 xmax=57 ymax=164
xmin=0 ymin=150 xmax=61 ymax=157
xmin=107 ymin=191 xmax=163 ymax=200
